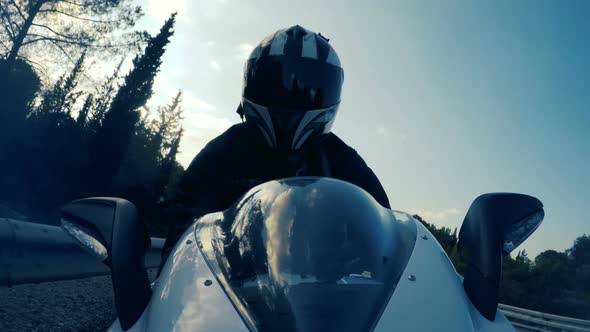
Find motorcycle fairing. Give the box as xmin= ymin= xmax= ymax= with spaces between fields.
xmin=196 ymin=177 xmax=417 ymax=332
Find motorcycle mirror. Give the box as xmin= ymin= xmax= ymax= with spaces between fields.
xmin=60 ymin=197 xmax=151 ymax=331
xmin=61 ymin=219 xmax=108 ymax=261
xmin=458 ymin=193 xmax=543 ymax=321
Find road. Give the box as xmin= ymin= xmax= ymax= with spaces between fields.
xmin=0 ymin=276 xmax=115 ymax=332
xmin=0 ymin=275 xmax=529 ymax=332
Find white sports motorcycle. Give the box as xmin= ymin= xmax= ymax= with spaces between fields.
xmin=59 ymin=177 xmax=544 ymax=332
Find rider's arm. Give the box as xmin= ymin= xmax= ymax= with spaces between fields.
xmin=345 ymin=150 xmax=391 ymax=209
xmin=324 ymin=134 xmax=391 ymax=209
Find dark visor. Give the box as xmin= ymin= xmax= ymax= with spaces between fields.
xmin=243 ymin=56 xmax=344 ymax=110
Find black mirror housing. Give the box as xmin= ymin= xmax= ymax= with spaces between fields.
xmin=459 ymin=193 xmax=543 ymax=321
xmin=61 ymin=198 xmax=151 ymax=330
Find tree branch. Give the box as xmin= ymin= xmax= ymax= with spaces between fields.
xmin=19 ymin=55 xmax=51 ymax=82
xmin=46 ymin=38 xmax=100 ymax=87
xmin=38 ymin=8 xmax=125 ymax=24
xmin=1 ymin=21 xmax=16 ymax=42
xmin=22 ymin=34 xmax=132 ymax=49
xmin=21 ymin=33 xmax=134 ymax=51
xmin=54 ymin=0 xmax=93 ymax=8
xmin=22 ymin=35 xmax=89 ymax=47
xmin=0 ymin=39 xmax=10 ymax=52
xmin=31 ymin=22 xmax=85 ymax=41
xmin=8 ymin=0 xmax=27 ymax=21
xmin=20 ymin=37 xmax=45 ymax=46
xmin=0 ymin=6 xmax=17 ymax=40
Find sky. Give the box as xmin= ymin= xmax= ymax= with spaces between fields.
xmin=129 ymin=0 xmax=589 ymax=258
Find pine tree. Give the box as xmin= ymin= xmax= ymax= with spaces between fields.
xmin=77 ymin=93 xmax=94 ymax=126
xmin=34 ymin=50 xmax=86 ymax=115
xmin=156 ymin=128 xmax=183 ymax=197
xmin=150 ymin=90 xmax=183 ymax=161
xmin=86 ymin=58 xmax=124 ymax=133
xmin=90 ymin=13 xmax=176 ymax=193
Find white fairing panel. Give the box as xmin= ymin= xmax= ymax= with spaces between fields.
xmin=147 ymin=225 xmax=248 ymax=331
xmin=108 ymin=211 xmax=515 ymax=332
xmin=109 ymin=223 xmax=249 ymax=332
xmin=374 ymin=214 xmax=514 ymax=332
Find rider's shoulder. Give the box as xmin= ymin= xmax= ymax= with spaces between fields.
xmin=323 ymin=133 xmax=361 ymax=157
xmin=203 ymin=123 xmax=252 ymax=149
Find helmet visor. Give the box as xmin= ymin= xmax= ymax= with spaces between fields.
xmin=243 ymin=57 xmax=344 ymax=110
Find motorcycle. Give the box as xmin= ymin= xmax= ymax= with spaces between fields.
xmin=60 ymin=177 xmax=544 ymax=331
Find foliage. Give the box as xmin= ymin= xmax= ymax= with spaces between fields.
xmin=0 ymin=0 xmax=145 ymax=75
xmin=0 ymin=14 xmax=182 ymax=233
xmin=33 ymin=50 xmax=86 ymax=115
xmin=414 ymin=214 xmax=590 ymax=319
xmin=0 ymin=57 xmax=40 ymax=122
xmin=111 ymin=91 xmax=184 ymax=235
xmin=90 ymin=13 xmax=176 ymax=193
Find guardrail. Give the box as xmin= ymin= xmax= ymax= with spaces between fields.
xmin=499 ymin=304 xmax=590 ymax=332
xmin=0 ymin=218 xmax=163 ymax=286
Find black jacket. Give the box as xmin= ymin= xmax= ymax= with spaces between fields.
xmin=161 ymin=123 xmax=390 ymax=261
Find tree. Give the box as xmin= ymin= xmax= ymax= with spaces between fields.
xmin=85 ymin=57 xmax=124 ymax=133
xmin=0 ymin=0 xmax=144 ymax=73
xmin=565 ymin=235 xmax=590 ymax=319
xmin=156 ymin=128 xmax=183 ymax=197
xmin=0 ymin=57 xmax=39 ymax=121
xmin=90 ymin=13 xmax=176 ymax=193
xmin=148 ymin=90 xmax=183 ymax=161
xmin=76 ymin=93 xmax=93 ymax=126
xmin=110 ymin=91 xmax=185 ymax=237
xmin=500 ymin=250 xmax=533 ymax=307
xmin=34 ymin=50 xmax=86 ymax=115
xmin=566 ymin=234 xmax=590 ymax=268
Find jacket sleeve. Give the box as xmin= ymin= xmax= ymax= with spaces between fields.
xmin=325 ymin=135 xmax=391 ymax=209
xmin=348 ymin=151 xmax=391 ymax=209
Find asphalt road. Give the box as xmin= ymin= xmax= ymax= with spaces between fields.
xmin=0 ymin=275 xmax=527 ymax=332
xmin=0 ymin=276 xmax=116 ymax=332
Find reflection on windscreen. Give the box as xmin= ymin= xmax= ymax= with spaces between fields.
xmin=197 ymin=177 xmax=417 ymax=332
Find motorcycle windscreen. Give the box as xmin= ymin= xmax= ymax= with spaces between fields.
xmin=196 ymin=177 xmax=417 ymax=332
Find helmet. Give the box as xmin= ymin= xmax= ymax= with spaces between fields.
xmin=238 ymin=25 xmax=344 ymax=150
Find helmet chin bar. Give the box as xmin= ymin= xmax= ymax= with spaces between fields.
xmin=241 ymin=97 xmax=339 ymax=150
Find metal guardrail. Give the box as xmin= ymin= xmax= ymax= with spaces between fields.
xmin=499 ymin=304 xmax=590 ymax=332
xmin=0 ymin=218 xmax=163 ymax=286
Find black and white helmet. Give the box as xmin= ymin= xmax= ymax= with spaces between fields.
xmin=238 ymin=25 xmax=344 ymax=150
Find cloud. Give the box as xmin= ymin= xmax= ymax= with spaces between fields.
xmin=183 ymin=94 xmax=216 ymax=112
xmin=177 ymin=110 xmax=234 ymax=167
xmin=146 ymin=0 xmax=188 ymax=22
xmin=184 ymin=109 xmax=232 ymax=132
xmin=150 ymin=76 xmax=216 ymax=115
xmin=410 ymin=208 xmax=462 ymax=224
xmin=209 ymin=60 xmax=222 ymax=72
xmin=376 ymin=126 xmax=388 ymax=137
xmin=237 ymin=43 xmax=255 ymax=60
xmin=375 ymin=126 xmax=408 ymax=143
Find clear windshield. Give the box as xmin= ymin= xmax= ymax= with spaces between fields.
xmin=196 ymin=177 xmax=417 ymax=332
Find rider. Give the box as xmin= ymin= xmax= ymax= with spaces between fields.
xmin=161 ymin=25 xmax=391 ymax=266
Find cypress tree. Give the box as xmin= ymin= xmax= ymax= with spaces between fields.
xmin=90 ymin=13 xmax=176 ymax=193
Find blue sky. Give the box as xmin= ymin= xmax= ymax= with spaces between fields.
xmin=132 ymin=0 xmax=589 ymax=258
